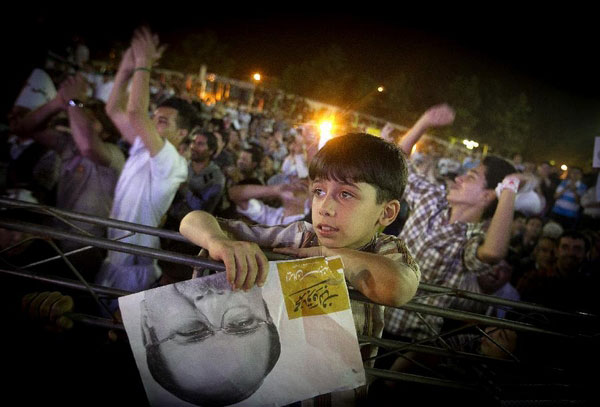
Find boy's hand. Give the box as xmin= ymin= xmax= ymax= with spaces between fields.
xmin=418 ymin=103 xmax=456 ymax=128
xmin=273 ymin=246 xmax=325 ymax=258
xmin=207 ymin=237 xmax=269 ymax=290
xmin=381 ymin=122 xmax=396 ymax=141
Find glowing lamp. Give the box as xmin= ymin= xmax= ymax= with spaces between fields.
xmin=318 ymin=120 xmax=334 ymax=150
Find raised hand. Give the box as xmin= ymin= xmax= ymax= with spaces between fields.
xmin=381 ymin=122 xmax=396 ymax=141
xmin=419 ymin=103 xmax=456 ymax=128
xmin=131 ymin=26 xmax=166 ymax=69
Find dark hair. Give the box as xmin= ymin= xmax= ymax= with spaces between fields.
xmin=558 ymin=230 xmax=591 ymax=252
xmin=309 ymin=133 xmax=407 ymax=203
xmin=243 ymin=145 xmax=264 ymax=166
xmin=537 ymin=235 xmax=556 ymax=248
xmin=481 ymin=155 xmax=516 ymax=219
xmin=482 ymin=155 xmax=516 ymax=190
xmin=216 ymin=130 xmax=229 ymax=147
xmin=191 ymin=129 xmax=218 ymax=156
xmin=514 ymin=211 xmax=527 ymax=220
xmin=145 ymin=300 xmax=281 ymax=406
xmin=526 ymin=215 xmax=543 ymax=225
xmin=157 ymin=97 xmax=198 ymax=133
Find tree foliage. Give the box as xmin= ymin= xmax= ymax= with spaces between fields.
xmin=159 ymin=30 xmax=236 ymax=76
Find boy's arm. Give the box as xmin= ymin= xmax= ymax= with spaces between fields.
xmin=476 ymin=173 xmax=533 ymax=264
xmin=273 ymin=246 xmax=419 ymax=307
xmin=396 ymin=104 xmax=455 ymax=156
xmin=179 ymin=210 xmax=269 ymax=290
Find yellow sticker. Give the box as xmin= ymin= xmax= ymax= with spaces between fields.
xmin=277 ymin=256 xmax=350 ymax=320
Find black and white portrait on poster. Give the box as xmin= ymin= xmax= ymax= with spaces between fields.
xmin=119 ymin=257 xmax=365 ymax=407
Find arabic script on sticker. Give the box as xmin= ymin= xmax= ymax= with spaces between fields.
xmin=277 ymin=257 xmax=350 ymax=320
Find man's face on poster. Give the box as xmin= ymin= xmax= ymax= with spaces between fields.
xmin=142 ymin=278 xmax=279 ymax=406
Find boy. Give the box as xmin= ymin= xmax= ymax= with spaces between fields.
xmin=380 ymin=104 xmax=531 ymax=380
xmin=180 ymin=133 xmax=420 ymax=403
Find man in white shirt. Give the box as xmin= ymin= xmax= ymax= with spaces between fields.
xmin=95 ymin=27 xmax=196 ymax=302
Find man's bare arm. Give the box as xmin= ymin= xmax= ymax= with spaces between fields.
xmin=125 ymin=26 xmax=167 ymax=156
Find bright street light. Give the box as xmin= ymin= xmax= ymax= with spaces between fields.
xmin=560 ymin=164 xmax=568 ymax=171
xmin=252 ymin=73 xmax=261 ymax=82
xmin=462 ymin=139 xmax=479 ymax=150
xmin=318 ymin=119 xmax=334 ymax=150
xmin=377 ymin=86 xmax=384 ymax=92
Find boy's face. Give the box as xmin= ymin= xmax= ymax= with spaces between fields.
xmin=446 ymin=164 xmax=490 ymax=206
xmin=310 ymin=178 xmax=387 ymax=249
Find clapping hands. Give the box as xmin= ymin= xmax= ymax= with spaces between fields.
xmin=58 ymin=74 xmax=89 ymax=108
xmin=131 ymin=26 xmax=167 ymax=69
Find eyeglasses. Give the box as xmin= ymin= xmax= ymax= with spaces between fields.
xmin=149 ymin=312 xmax=269 ymax=347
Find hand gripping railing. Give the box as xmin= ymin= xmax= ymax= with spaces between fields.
xmin=1 ymin=197 xmax=597 ymax=400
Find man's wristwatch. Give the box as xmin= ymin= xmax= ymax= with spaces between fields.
xmin=68 ymin=99 xmax=84 ymax=108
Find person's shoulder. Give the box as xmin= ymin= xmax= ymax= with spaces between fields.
xmin=207 ymin=161 xmax=226 ymax=180
xmin=372 ymin=232 xmax=407 ymax=254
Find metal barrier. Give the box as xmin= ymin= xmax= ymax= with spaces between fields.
xmin=1 ymin=198 xmax=596 ymax=404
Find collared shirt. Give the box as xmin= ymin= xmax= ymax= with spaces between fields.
xmin=194 ymin=219 xmax=419 ymax=406
xmin=385 ymin=165 xmax=492 ymax=341
xmin=97 ymin=137 xmax=188 ymax=292
xmin=168 ymin=161 xmax=225 ymax=221
xmin=213 ymin=219 xmax=419 ymax=362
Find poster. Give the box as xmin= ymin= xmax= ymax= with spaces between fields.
xmin=119 ymin=256 xmax=365 ymax=407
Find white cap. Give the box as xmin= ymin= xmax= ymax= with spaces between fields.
xmin=14 ymin=69 xmax=57 ymax=110
xmin=514 ymin=190 xmax=543 ymax=216
xmin=542 ymin=221 xmax=564 ymax=239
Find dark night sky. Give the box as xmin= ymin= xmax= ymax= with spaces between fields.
xmin=4 ymin=7 xmax=598 ymax=168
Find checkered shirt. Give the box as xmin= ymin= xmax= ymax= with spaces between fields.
xmin=384 ymin=165 xmax=493 ymax=341
xmin=218 ymin=218 xmax=420 ymax=363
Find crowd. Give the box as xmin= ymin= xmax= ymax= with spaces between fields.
xmin=1 ymin=27 xmax=598 ymax=406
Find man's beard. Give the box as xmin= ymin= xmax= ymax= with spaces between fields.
xmin=191 ymin=151 xmax=210 ymax=163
